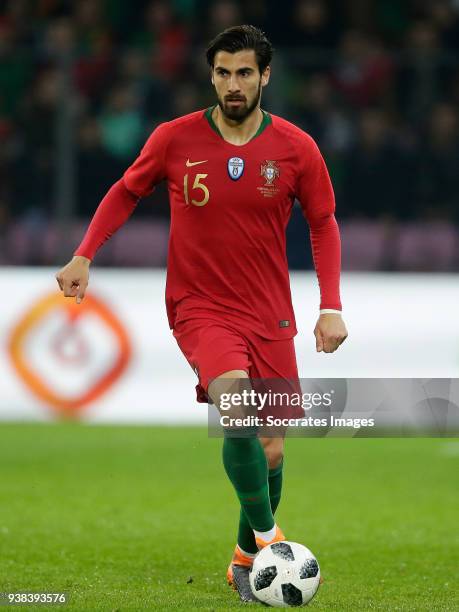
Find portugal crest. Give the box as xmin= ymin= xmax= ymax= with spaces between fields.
xmin=227 ymin=157 xmax=244 ymax=180
xmin=260 ymin=160 xmax=280 ymax=186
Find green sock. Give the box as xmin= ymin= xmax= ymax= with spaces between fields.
xmin=237 ymin=459 xmax=284 ymax=554
xmin=222 ymin=433 xmax=274 ymax=534
xmin=268 ymin=459 xmax=284 ymax=515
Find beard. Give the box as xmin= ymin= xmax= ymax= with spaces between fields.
xmin=217 ymin=81 xmax=262 ymax=123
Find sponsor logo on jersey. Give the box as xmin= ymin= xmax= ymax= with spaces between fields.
xmin=186 ymin=158 xmax=208 ymax=167
xmin=227 ymin=156 xmax=244 ymax=180
xmin=260 ymin=160 xmax=280 ymax=186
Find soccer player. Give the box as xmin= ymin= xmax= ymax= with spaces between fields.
xmin=55 ymin=25 xmax=347 ymax=602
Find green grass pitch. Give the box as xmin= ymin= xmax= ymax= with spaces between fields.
xmin=0 ymin=424 xmax=458 ymax=610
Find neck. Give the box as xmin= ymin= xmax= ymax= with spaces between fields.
xmin=213 ymin=104 xmax=263 ymax=146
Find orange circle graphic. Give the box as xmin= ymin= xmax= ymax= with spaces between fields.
xmin=8 ymin=292 xmax=132 ymax=417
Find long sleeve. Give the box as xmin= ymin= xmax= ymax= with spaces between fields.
xmin=308 ymin=212 xmax=342 ymax=310
xmin=74 ymin=179 xmax=139 ymax=260
xmin=296 ymin=135 xmax=342 ymax=310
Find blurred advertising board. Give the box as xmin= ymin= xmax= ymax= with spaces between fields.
xmin=0 ymin=269 xmax=458 ymax=423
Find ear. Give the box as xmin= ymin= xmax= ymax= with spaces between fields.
xmin=261 ymin=65 xmax=271 ymax=87
xmin=210 ymin=67 xmax=215 ymax=85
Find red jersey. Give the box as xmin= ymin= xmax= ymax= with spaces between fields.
xmin=76 ymin=107 xmax=341 ymax=340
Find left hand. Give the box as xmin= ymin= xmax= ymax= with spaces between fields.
xmin=314 ymin=313 xmax=348 ymax=353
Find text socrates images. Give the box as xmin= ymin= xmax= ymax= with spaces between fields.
xmin=207 ymin=379 xmax=459 ymax=437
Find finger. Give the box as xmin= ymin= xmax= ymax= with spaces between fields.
xmin=63 ymin=281 xmax=79 ymax=298
xmin=331 ymin=337 xmax=341 ymax=352
xmin=323 ymin=336 xmax=337 ymax=353
xmin=315 ymin=329 xmax=324 ymax=352
xmin=332 ymin=335 xmax=343 ymax=350
xmin=55 ymin=275 xmax=63 ymax=291
xmin=76 ymin=282 xmax=87 ymax=304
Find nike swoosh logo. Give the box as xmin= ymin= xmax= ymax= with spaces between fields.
xmin=186 ymin=159 xmax=208 ymax=167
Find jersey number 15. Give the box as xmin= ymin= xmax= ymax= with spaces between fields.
xmin=183 ymin=173 xmax=210 ymax=207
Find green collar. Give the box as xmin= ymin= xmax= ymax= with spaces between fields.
xmin=205 ymin=105 xmax=272 ymax=142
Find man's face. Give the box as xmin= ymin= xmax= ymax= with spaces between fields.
xmin=211 ymin=49 xmax=270 ymax=122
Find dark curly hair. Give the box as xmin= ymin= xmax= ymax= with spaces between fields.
xmin=206 ymin=25 xmax=274 ymax=74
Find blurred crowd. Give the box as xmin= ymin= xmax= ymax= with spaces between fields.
xmin=0 ymin=0 xmax=459 ymax=267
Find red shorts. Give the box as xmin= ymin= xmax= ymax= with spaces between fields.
xmin=173 ymin=318 xmax=304 ymax=419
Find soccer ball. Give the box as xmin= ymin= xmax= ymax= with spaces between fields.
xmin=249 ymin=541 xmax=320 ymax=607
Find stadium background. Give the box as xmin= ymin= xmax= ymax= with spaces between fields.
xmin=1 ymin=0 xmax=459 ymax=269
xmin=0 ymin=1 xmax=458 ymax=610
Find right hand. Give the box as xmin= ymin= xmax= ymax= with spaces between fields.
xmin=55 ymin=255 xmax=91 ymax=304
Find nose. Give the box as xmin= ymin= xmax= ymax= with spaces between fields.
xmin=228 ymin=75 xmax=241 ymax=93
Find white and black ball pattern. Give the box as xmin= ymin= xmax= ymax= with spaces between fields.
xmin=249 ymin=541 xmax=320 ymax=607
